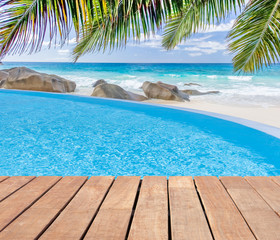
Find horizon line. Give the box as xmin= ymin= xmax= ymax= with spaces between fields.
xmin=2 ymin=61 xmax=233 ymax=64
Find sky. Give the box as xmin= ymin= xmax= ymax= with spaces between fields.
xmin=3 ymin=17 xmax=237 ymax=63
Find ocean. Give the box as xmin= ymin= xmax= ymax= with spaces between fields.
xmin=1 ymin=62 xmax=280 ymax=107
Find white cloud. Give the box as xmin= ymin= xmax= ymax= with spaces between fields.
xmin=200 ymin=41 xmax=227 ymax=50
xmin=128 ymin=33 xmax=162 ymax=48
xmin=40 ymin=37 xmax=76 ymax=48
xmin=140 ymin=40 xmax=161 ymax=48
xmin=222 ymin=50 xmax=231 ymax=56
xmin=184 ymin=47 xmax=201 ymax=51
xmin=54 ymin=57 xmax=70 ymax=61
xmin=202 ymin=49 xmax=217 ymax=54
xmin=182 ymin=35 xmax=213 ymax=43
xmin=130 ymin=33 xmax=215 ymax=50
xmin=68 ymin=38 xmax=77 ymax=44
xmin=127 ymin=31 xmax=227 ymax=57
xmin=183 ymin=40 xmax=227 ymax=56
xmin=199 ymin=20 xmax=235 ymax=33
xmin=189 ymin=53 xmax=202 ymax=57
xmin=42 ymin=41 xmax=50 ymax=47
xmin=57 ymin=49 xmax=70 ymax=55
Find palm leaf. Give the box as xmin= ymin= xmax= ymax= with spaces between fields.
xmin=0 ymin=0 xmax=108 ymax=58
xmin=162 ymin=0 xmax=245 ymax=50
xmin=72 ymin=0 xmax=182 ymax=60
xmin=228 ymin=0 xmax=280 ymax=73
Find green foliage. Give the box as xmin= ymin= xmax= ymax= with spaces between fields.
xmin=0 ymin=0 xmax=122 ymax=58
xmin=0 ymin=0 xmax=181 ymax=60
xmin=0 ymin=0 xmax=280 ymax=73
xmin=162 ymin=0 xmax=245 ymax=50
xmin=228 ymin=0 xmax=280 ymax=73
xmin=72 ymin=0 xmax=181 ymax=60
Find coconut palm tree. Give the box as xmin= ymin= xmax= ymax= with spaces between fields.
xmin=0 ymin=0 xmax=279 ymax=73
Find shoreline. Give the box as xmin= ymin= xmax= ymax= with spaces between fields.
xmin=144 ymin=98 xmax=280 ymax=128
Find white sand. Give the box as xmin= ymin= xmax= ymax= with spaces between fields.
xmin=144 ymin=99 xmax=280 ymax=128
xmin=73 ymin=89 xmax=280 ymax=128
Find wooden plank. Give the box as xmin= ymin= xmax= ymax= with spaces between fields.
xmin=169 ymin=176 xmax=212 ymax=240
xmin=270 ymin=176 xmax=280 ymax=186
xmin=194 ymin=176 xmax=254 ymax=240
xmin=128 ymin=176 xmax=168 ymax=240
xmin=221 ymin=176 xmax=280 ymax=240
xmin=84 ymin=176 xmax=140 ymax=240
xmin=245 ymin=176 xmax=280 ymax=216
xmin=0 ymin=176 xmax=61 ymax=232
xmin=0 ymin=176 xmax=35 ymax=202
xmin=0 ymin=177 xmax=9 ymax=184
xmin=40 ymin=176 xmax=114 ymax=240
xmin=0 ymin=176 xmax=87 ymax=239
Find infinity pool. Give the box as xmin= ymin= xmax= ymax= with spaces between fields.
xmin=0 ymin=90 xmax=280 ymax=176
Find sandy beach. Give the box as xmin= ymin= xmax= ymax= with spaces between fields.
xmin=145 ymin=99 xmax=280 ymax=128
xmin=74 ymin=87 xmax=280 ymax=129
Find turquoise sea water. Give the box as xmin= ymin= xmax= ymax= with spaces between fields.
xmin=1 ymin=62 xmax=280 ymax=107
xmin=0 ymin=90 xmax=280 ymax=176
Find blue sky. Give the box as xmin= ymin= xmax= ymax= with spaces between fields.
xmin=4 ymin=18 xmax=236 ymax=63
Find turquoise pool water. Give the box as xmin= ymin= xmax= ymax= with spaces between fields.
xmin=0 ymin=90 xmax=280 ymax=176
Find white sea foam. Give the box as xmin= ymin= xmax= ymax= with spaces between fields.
xmin=228 ymin=76 xmax=253 ymax=81
xmin=114 ymin=79 xmax=143 ymax=90
xmin=62 ymin=72 xmax=280 ymax=107
xmin=116 ymin=74 xmax=137 ymax=79
xmin=197 ymin=84 xmax=280 ymax=107
xmin=166 ymin=74 xmax=181 ymax=78
xmin=177 ymin=82 xmax=186 ymax=87
xmin=207 ymin=75 xmax=218 ymax=79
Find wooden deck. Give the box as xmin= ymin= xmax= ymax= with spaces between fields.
xmin=0 ymin=176 xmax=280 ymax=239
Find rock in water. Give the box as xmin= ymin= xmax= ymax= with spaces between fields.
xmin=184 ymin=82 xmax=201 ymax=86
xmin=182 ymin=89 xmax=220 ymax=95
xmin=157 ymin=81 xmax=179 ymax=92
xmin=0 ymin=71 xmax=9 ymax=88
xmin=91 ymin=83 xmax=147 ymax=101
xmin=0 ymin=67 xmax=76 ymax=93
xmin=92 ymin=79 xmax=107 ymax=87
xmin=142 ymin=81 xmax=189 ymax=102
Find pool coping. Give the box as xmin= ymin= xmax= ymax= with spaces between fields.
xmin=1 ymin=89 xmax=280 ymax=139
xmin=125 ymin=100 xmax=280 ymax=139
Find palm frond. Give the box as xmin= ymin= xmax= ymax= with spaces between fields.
xmin=0 ymin=0 xmax=107 ymax=59
xmin=162 ymin=0 xmax=245 ymax=50
xmin=72 ymin=0 xmax=182 ymax=60
xmin=228 ymin=0 xmax=280 ymax=73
